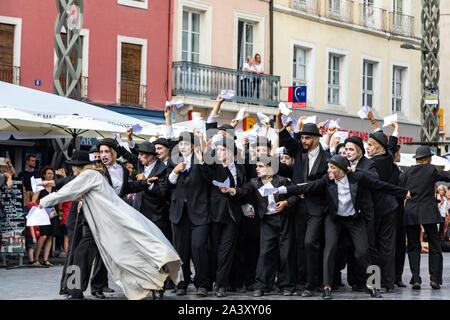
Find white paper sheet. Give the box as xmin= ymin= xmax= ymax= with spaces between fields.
xmin=357 ymin=106 xmax=371 ymax=119
xmin=131 ymin=124 xmax=143 ymax=134
xmin=383 ymin=113 xmax=398 ymax=127
xmin=220 ymin=89 xmax=235 ymax=100
xmin=26 ymin=206 xmax=51 ymax=226
xmin=278 ymin=102 xmax=292 ymax=116
xmin=236 ymin=108 xmax=246 ymax=121
xmin=212 ymin=177 xmax=231 ymax=189
xmin=30 ymin=177 xmax=44 ymax=193
xmin=241 ymin=203 xmax=255 ymax=217
xmin=257 ymin=112 xmax=270 ymax=124
xmin=336 ymin=131 xmax=349 ymax=143
xmin=303 ymin=116 xmax=317 ymax=125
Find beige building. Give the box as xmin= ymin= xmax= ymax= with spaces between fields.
xmin=273 ymin=0 xmax=423 ymax=151
xmin=441 ymin=2 xmax=450 ymax=152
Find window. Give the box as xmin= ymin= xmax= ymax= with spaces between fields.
xmin=329 ymin=0 xmax=341 ymax=15
xmin=328 ymin=54 xmax=340 ymax=105
xmin=117 ymin=0 xmax=148 ymax=10
xmin=392 ymin=66 xmax=403 ymax=113
xmin=293 ymin=46 xmax=307 ymax=86
xmin=237 ymin=21 xmax=254 ymax=69
xmin=393 ymin=0 xmax=403 ymax=26
xmin=0 ymin=23 xmax=14 ymax=83
xmin=362 ymin=0 xmax=374 ymax=19
xmin=362 ymin=61 xmax=374 ymax=108
xmin=120 ymin=43 xmax=142 ymax=105
xmin=182 ymin=10 xmax=200 ymax=63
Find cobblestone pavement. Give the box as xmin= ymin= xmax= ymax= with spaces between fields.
xmin=1 ymin=253 xmax=450 ymax=300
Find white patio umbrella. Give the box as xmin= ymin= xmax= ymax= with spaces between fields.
xmin=0 ymin=105 xmax=69 ymax=138
xmin=46 ymin=115 xmax=127 ymax=139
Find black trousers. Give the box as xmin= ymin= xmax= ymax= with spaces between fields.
xmin=210 ymin=221 xmax=239 ymax=288
xmin=305 ymin=214 xmax=324 ymax=290
xmin=229 ymin=216 xmax=260 ymax=289
xmin=374 ymin=211 xmax=396 ymax=289
xmin=68 ymin=224 xmax=108 ymax=298
xmin=293 ymin=202 xmax=307 ymax=288
xmin=406 ymin=223 xmax=443 ymax=284
xmin=60 ymin=223 xmax=82 ymax=292
xmin=395 ymin=205 xmax=406 ymax=283
xmin=255 ymin=213 xmax=296 ymax=291
xmin=172 ymin=205 xmax=210 ymax=290
xmin=323 ymin=214 xmax=370 ymax=286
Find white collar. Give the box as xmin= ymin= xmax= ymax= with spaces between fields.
xmin=309 ymin=145 xmax=320 ymax=157
xmin=335 ymin=175 xmax=349 ymax=185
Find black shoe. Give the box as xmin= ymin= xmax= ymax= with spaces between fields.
xmin=395 ymin=281 xmax=407 ymax=288
xmin=366 ymin=287 xmax=382 ymax=298
xmin=102 ymin=287 xmax=115 ymax=293
xmin=383 ymin=286 xmax=395 ymax=293
xmin=322 ymin=288 xmax=332 ymax=300
xmin=216 ymin=287 xmax=227 ymax=298
xmin=301 ymin=289 xmax=313 ymax=297
xmin=176 ymin=288 xmax=186 ymax=296
xmin=253 ymin=289 xmax=264 ymax=297
xmin=282 ymin=289 xmax=293 ymax=296
xmin=67 ymin=294 xmax=85 ymax=300
xmin=292 ymin=290 xmax=302 ymax=296
xmin=152 ymin=290 xmax=165 ymax=300
xmin=412 ymin=283 xmax=421 ymax=290
xmin=92 ymin=292 xmax=106 ymax=299
xmin=197 ymin=287 xmax=208 ymax=297
xmin=59 ymin=288 xmax=68 ymax=296
xmin=430 ymin=281 xmax=441 ymax=289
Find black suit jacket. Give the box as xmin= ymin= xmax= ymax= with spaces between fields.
xmin=104 ymin=163 xmax=148 ymax=199
xmin=400 ymin=164 xmax=450 ymax=226
xmin=286 ymin=171 xmax=408 ymax=221
xmin=279 ymin=128 xmax=330 ymax=216
xmin=132 ymin=159 xmax=169 ymax=223
xmin=206 ymin=162 xmax=246 ymax=224
xmin=233 ymin=175 xmax=298 ymax=219
xmin=355 ymin=156 xmax=378 ymax=221
xmin=168 ymin=156 xmax=211 ymax=226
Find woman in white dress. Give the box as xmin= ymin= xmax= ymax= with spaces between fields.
xmin=39 ymin=164 xmax=182 ymax=300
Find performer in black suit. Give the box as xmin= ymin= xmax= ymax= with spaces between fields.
xmin=223 ymin=156 xmax=298 ymax=297
xmin=400 ymin=146 xmax=450 ymax=290
xmin=280 ymin=155 xmax=410 ymax=299
xmin=167 ymin=131 xmax=211 ymax=297
xmin=204 ymin=138 xmax=246 ymax=297
xmin=277 ymin=113 xmax=331 ymax=297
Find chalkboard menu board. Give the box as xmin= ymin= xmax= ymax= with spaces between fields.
xmin=0 ymin=179 xmax=26 ymax=255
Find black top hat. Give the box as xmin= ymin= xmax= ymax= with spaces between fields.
xmin=369 ymin=131 xmax=388 ymax=150
xmin=413 ymin=145 xmax=433 ymax=159
xmin=345 ymin=136 xmax=365 ymax=155
xmin=328 ymin=155 xmax=350 ymax=173
xmin=137 ymin=141 xmax=157 ymax=155
xmin=66 ymin=150 xmax=92 ymax=166
xmin=335 ymin=143 xmax=346 ymax=155
xmin=217 ymin=124 xmax=237 ymax=140
xmin=89 ymin=145 xmax=99 ymax=154
xmin=177 ymin=131 xmax=200 ymax=145
xmin=153 ymin=138 xmax=170 ymax=149
xmin=214 ymin=137 xmax=237 ymax=155
xmin=97 ymin=138 xmax=119 ymax=153
xmin=299 ymin=123 xmax=322 ymax=137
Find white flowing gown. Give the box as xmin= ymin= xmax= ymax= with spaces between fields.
xmin=39 ymin=169 xmax=183 ymax=300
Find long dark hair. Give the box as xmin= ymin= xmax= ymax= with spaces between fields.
xmin=40 ymin=166 xmax=56 ymax=180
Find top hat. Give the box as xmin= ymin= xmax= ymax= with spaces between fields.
xmin=299 ymin=123 xmax=322 ymax=137
xmin=137 ymin=141 xmax=157 ymax=155
xmin=66 ymin=150 xmax=92 ymax=166
xmin=413 ymin=145 xmax=433 ymax=159
xmin=345 ymin=136 xmax=366 ymax=155
xmin=328 ymin=155 xmax=350 ymax=173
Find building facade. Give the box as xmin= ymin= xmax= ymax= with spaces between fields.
xmin=440 ymin=1 xmax=450 ymax=152
xmin=0 ymin=0 xmax=172 ymax=116
xmin=273 ymin=0 xmax=423 ymax=152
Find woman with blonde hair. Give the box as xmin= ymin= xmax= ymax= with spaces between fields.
xmin=39 ymin=158 xmax=182 ymax=300
xmin=436 ymin=185 xmax=448 ymax=239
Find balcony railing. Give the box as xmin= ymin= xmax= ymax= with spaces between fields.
xmin=0 ymin=64 xmax=20 ymax=85
xmin=389 ymin=12 xmax=415 ymax=37
xmin=172 ymin=61 xmax=280 ymax=107
xmin=119 ymin=80 xmax=147 ymax=107
xmin=359 ymin=4 xmax=386 ymax=32
xmin=326 ymin=0 xmax=354 ymax=23
xmin=291 ymin=0 xmax=318 ymax=15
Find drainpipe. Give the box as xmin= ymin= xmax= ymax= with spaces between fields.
xmin=269 ymin=0 xmax=274 ymax=75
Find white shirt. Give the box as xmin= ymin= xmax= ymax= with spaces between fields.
xmin=439 ymin=196 xmax=448 ymax=218
xmin=308 ymin=145 xmax=320 ymax=174
xmin=265 ymin=194 xmax=277 ymax=215
xmin=253 ymin=63 xmax=264 ymax=74
xmin=107 ymin=162 xmax=124 ymax=195
xmin=168 ymin=154 xmax=192 ymax=185
xmin=144 ymin=160 xmax=157 ymax=179
xmin=335 ymin=176 xmax=356 ymax=217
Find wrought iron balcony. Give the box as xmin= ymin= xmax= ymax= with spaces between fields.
xmin=291 ymin=0 xmax=318 ymax=15
xmin=389 ymin=12 xmax=415 ymax=37
xmin=326 ymin=0 xmax=354 ymax=24
xmin=172 ymin=61 xmax=280 ymax=107
xmin=359 ymin=3 xmax=386 ymax=32
xmin=118 ymin=80 xmax=147 ymax=107
xmin=0 ymin=64 xmax=20 ymax=85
